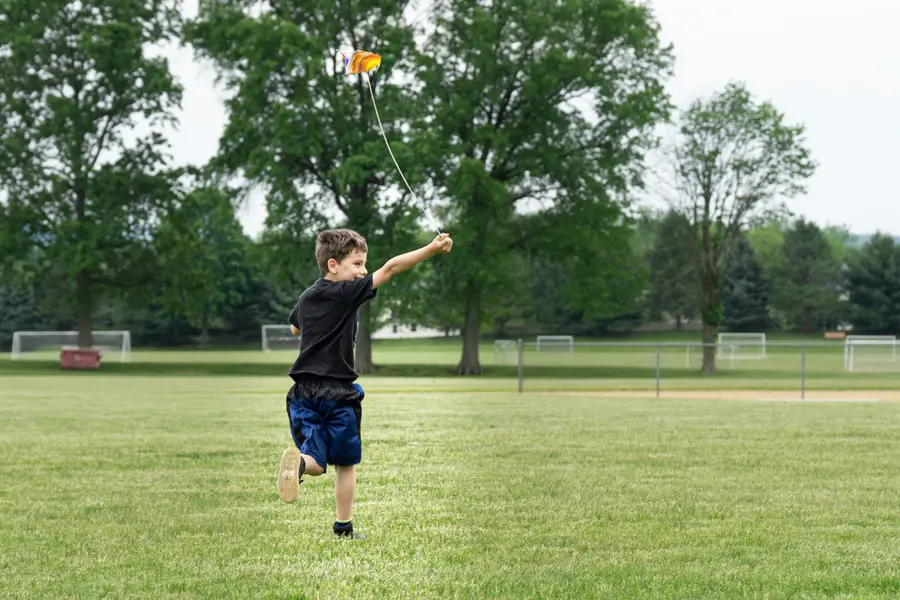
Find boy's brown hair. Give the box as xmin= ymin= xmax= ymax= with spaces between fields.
xmin=315 ymin=228 xmax=368 ymax=275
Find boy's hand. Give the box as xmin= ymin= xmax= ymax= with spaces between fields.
xmin=373 ymin=233 xmax=453 ymax=289
xmin=429 ymin=233 xmax=453 ymax=255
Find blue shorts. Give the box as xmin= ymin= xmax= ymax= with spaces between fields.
xmin=286 ymin=383 xmax=364 ymax=472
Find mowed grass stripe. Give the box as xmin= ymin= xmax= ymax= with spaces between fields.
xmin=1 ymin=377 xmax=900 ymax=598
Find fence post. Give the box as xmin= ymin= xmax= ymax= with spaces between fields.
xmin=801 ymin=346 xmax=806 ymax=399
xmin=656 ymin=347 xmax=661 ymax=398
xmin=517 ymin=338 xmax=523 ymax=394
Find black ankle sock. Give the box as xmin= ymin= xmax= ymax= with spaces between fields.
xmin=299 ymin=456 xmax=306 ymax=477
xmin=333 ymin=520 xmax=353 ymax=536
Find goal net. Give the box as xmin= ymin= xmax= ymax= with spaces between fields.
xmin=11 ymin=330 xmax=132 ymax=362
xmin=844 ymin=335 xmax=897 ymax=372
xmin=717 ymin=333 xmax=766 ymax=362
xmin=494 ymin=339 xmax=516 ymax=363
xmin=536 ymin=335 xmax=574 ymax=352
xmin=261 ymin=325 xmax=301 ymax=352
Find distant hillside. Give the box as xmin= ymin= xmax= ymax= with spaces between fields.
xmin=846 ymin=234 xmax=900 ymax=247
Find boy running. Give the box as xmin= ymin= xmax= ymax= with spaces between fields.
xmin=276 ymin=228 xmax=453 ymax=539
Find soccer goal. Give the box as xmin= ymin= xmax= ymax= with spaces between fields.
xmin=494 ymin=339 xmax=516 ymax=363
xmin=10 ymin=330 xmax=132 ymax=362
xmin=536 ymin=335 xmax=574 ymax=352
xmin=844 ymin=335 xmax=897 ymax=372
xmin=716 ymin=333 xmax=766 ymax=362
xmin=261 ymin=324 xmax=301 ymax=352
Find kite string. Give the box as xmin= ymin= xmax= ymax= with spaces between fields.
xmin=364 ymin=72 xmax=442 ymax=236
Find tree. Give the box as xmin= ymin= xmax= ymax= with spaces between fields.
xmin=184 ymin=0 xmax=425 ymax=372
xmin=822 ymin=224 xmax=855 ymax=264
xmin=630 ymin=206 xmax=664 ymax=260
xmin=845 ymin=233 xmax=900 ymax=335
xmin=0 ymin=0 xmax=182 ymax=348
xmin=154 ymin=178 xmax=251 ymax=345
xmin=530 ymin=256 xmax=577 ymax=333
xmin=0 ymin=281 xmax=42 ymax=351
xmin=647 ymin=210 xmax=698 ymax=328
xmin=746 ymin=215 xmax=788 ymax=277
xmin=415 ymin=0 xmax=674 ymax=374
xmin=771 ymin=218 xmax=844 ymax=331
xmin=721 ymin=233 xmax=770 ymax=332
xmin=658 ymin=82 xmax=816 ymax=373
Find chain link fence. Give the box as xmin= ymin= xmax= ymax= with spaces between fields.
xmin=493 ymin=339 xmax=900 ymax=396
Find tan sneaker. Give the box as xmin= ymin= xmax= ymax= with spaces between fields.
xmin=277 ymin=447 xmax=302 ymax=503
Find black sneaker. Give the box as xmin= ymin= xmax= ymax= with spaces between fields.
xmin=334 ymin=525 xmax=365 ymax=540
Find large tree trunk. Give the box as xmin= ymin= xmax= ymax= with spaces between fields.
xmin=76 ymin=270 xmax=93 ymax=348
xmin=355 ymin=302 xmax=375 ymax=374
xmin=700 ymin=283 xmax=719 ymax=373
xmin=699 ymin=222 xmax=718 ymax=374
xmin=701 ymin=321 xmax=717 ymax=374
xmin=456 ymin=282 xmax=482 ymax=375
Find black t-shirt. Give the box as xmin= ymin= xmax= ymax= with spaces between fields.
xmin=288 ymin=275 xmax=377 ymax=384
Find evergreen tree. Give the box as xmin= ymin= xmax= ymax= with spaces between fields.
xmin=722 ymin=233 xmax=771 ymax=332
xmin=771 ymin=218 xmax=843 ymax=331
xmin=845 ymin=233 xmax=900 ymax=334
xmin=0 ymin=282 xmax=41 ymax=350
xmin=647 ymin=210 xmax=698 ymax=328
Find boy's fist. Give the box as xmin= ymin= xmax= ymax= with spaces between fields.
xmin=430 ymin=233 xmax=453 ymax=254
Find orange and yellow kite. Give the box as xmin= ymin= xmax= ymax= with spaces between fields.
xmin=337 ymin=48 xmax=441 ymax=235
xmin=340 ymin=50 xmax=382 ymax=75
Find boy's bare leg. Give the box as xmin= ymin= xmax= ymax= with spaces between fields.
xmin=334 ymin=465 xmax=356 ymax=521
xmin=333 ymin=465 xmax=363 ymax=538
xmin=277 ymin=449 xmax=324 ymax=503
xmin=302 ymin=454 xmax=324 ymax=476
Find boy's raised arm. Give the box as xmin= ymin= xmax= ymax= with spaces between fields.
xmin=372 ymin=233 xmax=453 ymax=289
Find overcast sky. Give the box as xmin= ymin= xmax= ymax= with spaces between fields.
xmin=158 ymin=0 xmax=900 ymax=237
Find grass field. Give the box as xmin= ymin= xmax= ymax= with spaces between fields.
xmin=2 ymin=338 xmax=900 ymax=597
xmin=2 ymin=370 xmax=900 ymax=598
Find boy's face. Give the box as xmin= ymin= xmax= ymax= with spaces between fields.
xmin=327 ymin=249 xmax=368 ymax=281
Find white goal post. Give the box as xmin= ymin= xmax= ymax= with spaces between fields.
xmin=10 ymin=330 xmax=132 ymax=362
xmin=536 ymin=335 xmax=574 ymax=352
xmin=716 ymin=333 xmax=766 ymax=361
xmin=494 ymin=339 xmax=516 ymax=363
xmin=261 ymin=324 xmax=302 ymax=352
xmin=844 ymin=335 xmax=897 ymax=372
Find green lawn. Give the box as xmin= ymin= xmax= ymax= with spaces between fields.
xmin=2 ymin=375 xmax=899 ymax=598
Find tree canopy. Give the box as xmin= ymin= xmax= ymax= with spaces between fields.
xmin=184 ymin=0 xmax=428 ymax=371
xmin=659 ymin=82 xmax=816 ymax=372
xmin=413 ymin=0 xmax=674 ymax=373
xmin=0 ymin=0 xmax=183 ymax=347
